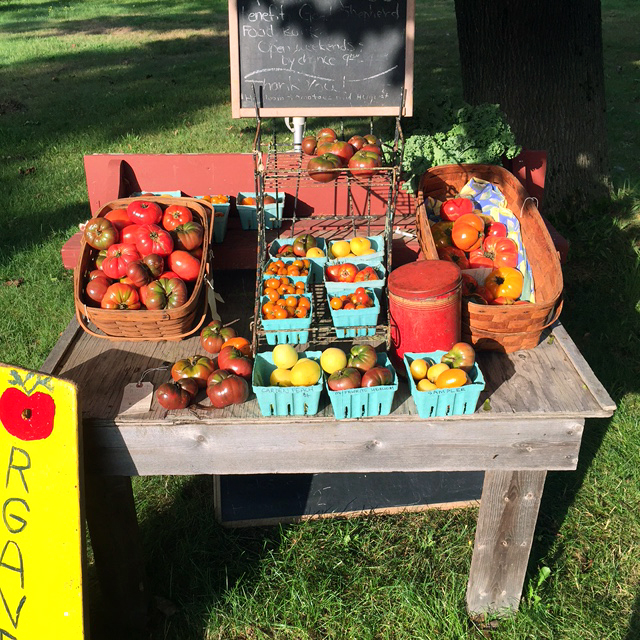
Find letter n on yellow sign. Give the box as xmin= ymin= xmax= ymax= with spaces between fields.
xmin=0 ymin=363 xmax=84 ymax=638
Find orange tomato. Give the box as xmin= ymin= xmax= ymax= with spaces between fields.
xmin=294 ymin=306 xmax=308 ymax=318
xmin=435 ymin=368 xmax=469 ymax=389
xmin=265 ymin=277 xmax=280 ymax=289
xmin=273 ymin=260 xmax=284 ymax=269
xmin=284 ymin=295 xmax=298 ymax=309
xmin=262 ymin=301 xmax=275 ymax=316
xmin=287 ymin=267 xmax=301 ymax=276
xmin=241 ymin=196 xmax=257 ymax=205
xmin=298 ymin=297 xmax=311 ymax=310
xmin=277 ymin=285 xmax=288 ymax=296
xmin=275 ymin=298 xmax=288 ymax=308
xmin=265 ymin=287 xmax=280 ymax=303
xmin=274 ymin=307 xmax=289 ymax=319
xmin=330 ymin=297 xmax=343 ymax=310
xmin=279 ymin=276 xmax=290 ymax=285
xmin=302 ymin=259 xmax=311 ymax=269
xmin=456 ymin=213 xmax=484 ymax=232
xmin=210 ymin=195 xmax=229 ymax=204
xmin=343 ymin=302 xmax=356 ymax=310
xmin=277 ymin=267 xmax=288 ymax=276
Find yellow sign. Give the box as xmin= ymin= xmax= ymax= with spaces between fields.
xmin=0 ymin=363 xmax=84 ymax=639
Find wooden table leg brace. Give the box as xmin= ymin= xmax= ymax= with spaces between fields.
xmin=467 ymin=469 xmax=547 ymax=617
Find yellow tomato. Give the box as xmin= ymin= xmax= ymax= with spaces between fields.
xmin=320 ymin=347 xmax=347 ymax=374
xmin=427 ymin=362 xmax=449 ymax=383
xmin=417 ymin=378 xmax=438 ymax=391
xmin=350 ymin=237 xmax=371 ymax=256
xmin=330 ymin=240 xmax=350 ymax=258
xmin=409 ymin=358 xmax=429 ymax=381
xmin=435 ymin=368 xmax=469 ymax=389
xmin=270 ymin=368 xmax=293 ymax=387
xmin=272 ymin=344 xmax=298 ymax=369
xmin=290 ymin=358 xmax=322 ymax=386
xmin=306 ymin=247 xmax=326 ymax=258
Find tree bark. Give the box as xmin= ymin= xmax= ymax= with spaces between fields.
xmin=454 ymin=0 xmax=609 ymax=216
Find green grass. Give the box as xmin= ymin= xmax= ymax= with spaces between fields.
xmin=1 ymin=1 xmax=640 ymax=639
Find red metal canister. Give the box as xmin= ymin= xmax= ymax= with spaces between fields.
xmin=388 ymin=260 xmax=462 ymax=370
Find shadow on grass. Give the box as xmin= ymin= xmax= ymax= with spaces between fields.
xmin=524 ymin=193 xmax=640 ymax=629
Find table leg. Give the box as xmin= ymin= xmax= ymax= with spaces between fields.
xmin=466 ymin=470 xmax=547 ymax=617
xmin=84 ymin=474 xmax=150 ymax=632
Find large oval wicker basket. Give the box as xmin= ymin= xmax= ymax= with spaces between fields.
xmin=415 ymin=164 xmax=563 ymax=353
xmin=74 ymin=196 xmax=213 ymax=341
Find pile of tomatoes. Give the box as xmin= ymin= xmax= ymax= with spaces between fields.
xmin=200 ymin=194 xmax=230 ymax=218
xmin=329 ymin=287 xmax=375 ymax=311
xmin=82 ymin=199 xmax=205 ymax=311
xmin=433 ymin=197 xmax=526 ymax=305
xmin=302 ymin=127 xmax=384 ymax=182
xmin=262 ymin=295 xmax=311 ymax=321
xmin=264 ymin=259 xmax=311 ymax=278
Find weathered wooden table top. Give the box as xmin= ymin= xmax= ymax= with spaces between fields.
xmin=43 ymin=271 xmax=615 ymax=476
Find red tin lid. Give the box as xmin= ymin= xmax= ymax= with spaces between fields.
xmin=388 ymin=259 xmax=461 ymax=300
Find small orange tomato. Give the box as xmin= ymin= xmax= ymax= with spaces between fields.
xmin=302 ymin=259 xmax=311 ymax=269
xmin=287 ymin=267 xmax=301 ymax=276
xmin=285 ymin=295 xmax=298 ymax=309
xmin=274 ymin=307 xmax=289 ymax=319
xmin=330 ymin=297 xmax=343 ymax=310
xmin=273 ymin=260 xmax=284 ymax=269
xmin=343 ymin=302 xmax=356 ymax=310
xmin=294 ymin=306 xmax=308 ymax=318
xmin=265 ymin=277 xmax=280 ymax=290
xmin=279 ymin=275 xmax=290 ymax=285
xmin=210 ymin=195 xmax=229 ymax=204
xmin=277 ymin=267 xmax=288 ymax=276
xmin=298 ymin=297 xmax=311 ymax=310
xmin=275 ymin=298 xmax=288 ymax=308
xmin=265 ymin=287 xmax=280 ymax=303
xmin=435 ymin=368 xmax=469 ymax=389
xmin=262 ymin=301 xmax=275 ymax=316
xmin=277 ymin=285 xmax=288 ymax=296
xmin=292 ymin=259 xmax=304 ymax=269
xmin=283 ymin=284 xmax=296 ymax=294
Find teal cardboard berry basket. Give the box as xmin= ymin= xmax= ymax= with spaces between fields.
xmin=268 ymin=237 xmax=328 ymax=283
xmin=327 ymin=353 xmax=398 ymax=420
xmin=237 ymin=192 xmax=285 ymax=230
xmin=252 ymin=351 xmax=323 ymax=417
xmin=260 ymin=294 xmax=312 ymax=345
xmin=193 ymin=196 xmax=230 ymax=243
xmin=327 ymin=235 xmax=385 ymax=263
xmin=328 ymin=288 xmax=380 ymax=338
xmin=323 ymin=261 xmax=386 ymax=300
xmin=403 ymin=351 xmax=485 ymax=418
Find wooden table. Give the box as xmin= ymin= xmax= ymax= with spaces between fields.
xmin=41 ymin=274 xmax=615 ymax=630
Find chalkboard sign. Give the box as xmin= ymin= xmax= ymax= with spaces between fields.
xmin=229 ymin=0 xmax=414 ymax=117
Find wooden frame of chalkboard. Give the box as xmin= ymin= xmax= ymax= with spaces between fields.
xmin=229 ymin=0 xmax=415 ymax=118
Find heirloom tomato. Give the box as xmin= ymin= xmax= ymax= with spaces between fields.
xmin=100 ymin=283 xmax=140 ymax=310
xmin=85 ymin=274 xmax=111 ymax=304
xmin=360 ymin=143 xmax=382 ymax=157
xmin=292 ymin=234 xmax=316 ymax=257
xmin=127 ymin=200 xmax=162 ymax=225
xmin=84 ymin=218 xmax=119 ymax=250
xmin=437 ymin=246 xmax=469 ymax=270
xmin=121 ymin=224 xmax=142 ymax=245
xmin=452 ymin=215 xmax=483 ymax=251
xmin=168 ymin=250 xmax=201 ymax=282
xmin=155 ymin=381 xmax=192 ymax=410
xmin=162 ymin=205 xmax=192 ymax=231
xmin=307 ymin=153 xmax=342 ymax=182
xmin=171 ymin=355 xmax=216 ymax=388
xmin=353 ymin=266 xmax=380 ymax=282
xmin=206 ymin=370 xmax=249 ymax=409
xmin=363 ymin=133 xmax=380 ymax=146
xmin=301 ymin=136 xmax=317 ymax=155
xmin=484 ymin=267 xmax=523 ymax=300
xmin=441 ymin=342 xmax=476 ymax=373
xmin=483 ymin=236 xmax=518 ymax=268
xmin=337 ymin=263 xmax=357 ymax=282
xmin=347 ymin=344 xmax=377 ymax=373
xmin=139 ymin=277 xmax=188 ymax=310
xmin=361 ymin=366 xmax=393 ymax=388
xmin=347 ymin=135 xmax=366 ymax=150
xmin=217 ymin=346 xmax=252 ymax=380
xmin=460 ymin=273 xmax=478 ymax=297
xmin=142 ymin=253 xmax=164 ymax=277
xmin=136 ymin=224 xmax=174 ymax=257
xmin=430 ymin=221 xmax=454 ymax=249
xmin=101 ymin=243 xmax=142 ymax=279
xmin=172 ymin=221 xmax=204 ymax=251
xmin=348 ymin=150 xmax=381 ymax=176
xmin=486 ymin=221 xmax=508 ymax=238
xmin=316 ymin=127 xmax=337 ymax=141
xmin=440 ymin=197 xmax=476 ymax=222
xmin=126 ymin=260 xmax=154 ymax=288
xmin=200 ymin=320 xmax=237 ymax=354
xmin=322 ymin=140 xmax=355 ymax=165
xmin=327 ymin=367 xmax=361 ymax=391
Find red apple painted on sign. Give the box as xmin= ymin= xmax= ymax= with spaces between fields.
xmin=0 ymin=386 xmax=55 ymax=441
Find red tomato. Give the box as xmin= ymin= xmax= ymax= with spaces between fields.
xmin=101 ymin=243 xmax=142 ymax=279
xmin=217 ymin=346 xmax=253 ymax=380
xmin=440 ymin=197 xmax=475 ymax=222
xmin=460 ymin=273 xmax=478 ymax=297
xmin=353 ymin=266 xmax=380 ymax=282
xmin=337 ymin=263 xmax=357 ymax=283
xmin=200 ymin=320 xmax=237 ymax=354
xmin=486 ymin=221 xmax=508 ymax=238
xmin=321 ymin=141 xmax=355 ymax=165
xmin=85 ymin=274 xmax=111 ymax=303
xmin=316 ymin=127 xmax=337 ymax=141
xmin=126 ymin=200 xmax=162 ymax=225
xmin=162 ymin=205 xmax=192 ymax=231
xmin=301 ymin=136 xmax=317 ymax=155
xmin=483 ymin=236 xmax=519 ymax=268
xmin=347 ymin=135 xmax=366 ymax=150
xmin=100 ymin=283 xmax=141 ymax=309
xmin=167 ymin=250 xmax=201 ymax=282
xmin=155 ymin=381 xmax=192 ymax=410
xmin=136 ymin=224 xmax=174 ymax=257
xmin=121 ymin=224 xmax=142 ymax=245
xmin=451 ymin=222 xmax=482 ymax=251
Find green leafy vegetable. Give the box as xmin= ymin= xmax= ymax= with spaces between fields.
xmin=401 ymin=104 xmax=521 ymax=194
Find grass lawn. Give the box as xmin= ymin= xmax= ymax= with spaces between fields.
xmin=1 ymin=0 xmax=639 ymax=638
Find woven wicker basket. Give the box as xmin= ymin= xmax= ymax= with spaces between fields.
xmin=74 ymin=196 xmax=212 ymax=341
xmin=415 ymin=164 xmax=563 ymax=353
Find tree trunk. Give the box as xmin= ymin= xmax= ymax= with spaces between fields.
xmin=454 ymin=0 xmax=609 ymax=216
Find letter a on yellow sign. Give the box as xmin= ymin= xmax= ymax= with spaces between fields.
xmin=0 ymin=362 xmax=84 ymax=638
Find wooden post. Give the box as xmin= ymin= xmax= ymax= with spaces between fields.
xmin=84 ymin=474 xmax=150 ymax=632
xmin=466 ymin=470 xmax=547 ymax=617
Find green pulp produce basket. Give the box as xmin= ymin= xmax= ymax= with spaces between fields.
xmin=252 ymin=351 xmax=323 ymax=417
xmin=212 ymin=203 xmax=230 ymax=243
xmin=328 ymin=289 xmax=380 ymax=338
xmin=237 ymin=191 xmax=285 ymax=230
xmin=403 ymin=351 xmax=485 ymax=418
xmin=327 ymin=353 xmax=398 ymax=420
xmin=260 ymin=294 xmax=312 ymax=345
